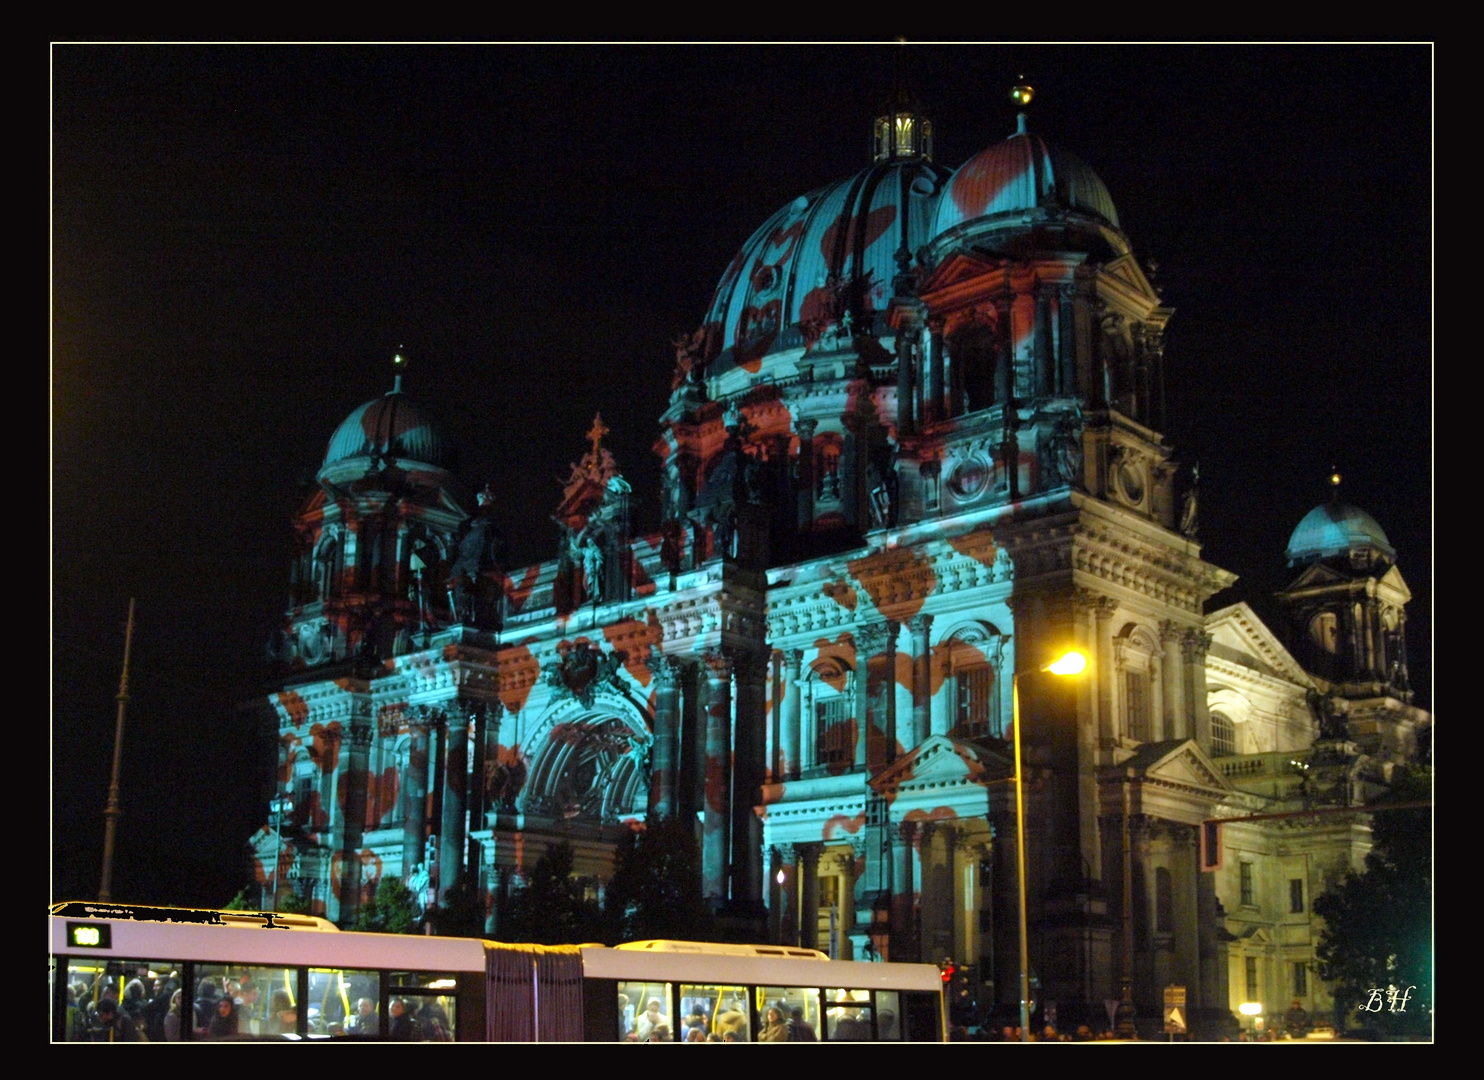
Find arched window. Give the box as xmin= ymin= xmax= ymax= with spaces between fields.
xmin=945 ymin=625 xmax=1007 ymax=739
xmin=1211 ymin=712 xmax=1236 ymax=757
xmin=807 ymin=658 xmax=854 ymax=769
xmin=1115 ymin=625 xmax=1160 ymax=743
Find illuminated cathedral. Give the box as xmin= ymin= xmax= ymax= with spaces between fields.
xmin=249 ymin=89 xmax=1428 ymax=1035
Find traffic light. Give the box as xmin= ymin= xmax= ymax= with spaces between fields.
xmin=938 ymin=958 xmax=956 ymax=984
xmin=1200 ymin=820 xmax=1223 ymax=872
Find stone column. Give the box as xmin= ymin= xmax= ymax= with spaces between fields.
xmin=891 ymin=821 xmax=921 ymax=962
xmin=926 ymin=322 xmax=944 ymax=425
xmin=800 ymin=844 xmax=822 ymax=950
xmin=1195 ymin=846 xmax=1228 ymax=1013
xmin=651 ymin=655 xmax=681 ymax=816
xmin=795 ymin=418 xmax=817 ymax=531
xmin=930 ymin=317 xmax=949 ymax=418
xmin=781 ymin=649 xmax=803 ymax=781
xmin=886 ymin=620 xmax=902 ymax=760
xmin=1160 ymin=620 xmax=1186 ymax=741
xmin=1183 ymin=631 xmax=1213 ymax=751
xmin=911 ymin=613 xmax=934 ymax=747
xmin=732 ymin=652 xmax=768 ymax=910
xmin=702 ymin=652 xmax=733 ymax=905
xmin=337 ymin=709 xmax=373 ymax=922
xmin=856 ymin=624 xmax=889 ymax=771
xmin=774 ymin=843 xmax=798 ymax=945
xmin=438 ymin=704 xmax=471 ymax=903
xmin=1364 ymin=596 xmax=1380 ymax=678
xmin=850 ymin=646 xmax=868 ymax=769
xmin=1074 ymin=590 xmax=1104 ymax=881
xmin=402 ymin=711 xmax=431 ymax=881
xmin=1094 ymin=594 xmax=1118 ymax=747
xmin=897 ymin=318 xmax=917 ymax=437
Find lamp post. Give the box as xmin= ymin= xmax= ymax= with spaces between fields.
xmin=1012 ymin=649 xmax=1086 ymax=1044
xmin=268 ymin=793 xmax=294 ymax=911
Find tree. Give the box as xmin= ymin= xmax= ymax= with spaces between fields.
xmin=277 ymin=890 xmax=313 ymax=916
xmin=602 ymin=814 xmax=714 ymax=943
xmin=352 ymin=875 xmax=421 ymax=934
xmin=502 ymin=841 xmax=605 ymax=944
xmin=223 ymin=887 xmax=254 ymax=910
xmin=1313 ymin=767 xmax=1431 ymax=1037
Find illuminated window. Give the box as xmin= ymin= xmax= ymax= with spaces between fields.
xmin=1115 ymin=626 xmax=1159 ymax=743
xmin=1211 ymin=712 xmax=1236 ymax=756
xmin=816 ymin=698 xmax=853 ymax=766
xmin=1125 ymin=670 xmax=1150 ymax=741
xmin=1240 ymin=861 xmax=1255 ymax=907
xmin=955 ymin=666 xmax=995 ymax=738
xmin=947 ymin=627 xmax=1005 ymax=739
xmin=1293 ymin=962 xmax=1307 ymax=997
xmin=1245 ymin=956 xmax=1259 ymax=999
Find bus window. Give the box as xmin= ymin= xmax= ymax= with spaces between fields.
xmin=386 ymin=972 xmax=459 ymax=1041
xmin=307 ymin=968 xmax=379 ymax=1036
xmin=875 ymin=990 xmax=901 ymax=1040
xmin=618 ymin=981 xmax=671 ymax=1041
xmin=679 ymin=984 xmax=750 ymax=1041
xmin=196 ymin=963 xmax=299 ymax=1038
xmin=756 ymin=986 xmax=820 ymax=1041
xmin=64 ymin=959 xmax=177 ymax=1042
xmin=823 ymin=988 xmax=874 ymax=1040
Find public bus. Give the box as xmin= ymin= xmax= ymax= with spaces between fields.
xmin=51 ymin=902 xmax=947 ymax=1042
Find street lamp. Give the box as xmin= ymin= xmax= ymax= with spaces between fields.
xmin=1012 ymin=648 xmax=1087 ymax=1043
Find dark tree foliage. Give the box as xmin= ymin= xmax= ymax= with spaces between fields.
xmin=502 ymin=842 xmax=606 ymax=944
xmin=428 ymin=874 xmax=490 ymax=939
xmin=602 ymin=814 xmax=715 ymax=943
xmin=1313 ymin=768 xmax=1431 ymax=1036
xmin=278 ymin=891 xmax=313 ymax=916
xmin=352 ymin=875 xmax=421 ymax=935
xmin=223 ymin=888 xmax=253 ymax=910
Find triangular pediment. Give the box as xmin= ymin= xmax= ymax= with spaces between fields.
xmin=296 ymin=486 xmax=329 ymax=520
xmin=248 ymin=824 xmax=284 ymax=856
xmin=1101 ymin=253 xmax=1160 ymax=303
xmin=916 ymin=250 xmax=1003 ymax=297
xmin=1206 ymin=602 xmax=1314 ymax=686
xmin=1378 ymin=563 xmax=1412 ymax=603
xmin=871 ymin=734 xmax=1008 ymax=792
xmin=1284 ymin=561 xmax=1352 ymax=590
xmin=1123 ymin=739 xmax=1231 ymax=795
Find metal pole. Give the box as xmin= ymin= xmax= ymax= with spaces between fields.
xmin=1117 ymin=775 xmax=1137 ymax=1037
xmin=98 ymin=598 xmax=136 ymax=902
xmin=1012 ymin=673 xmax=1031 ymax=1042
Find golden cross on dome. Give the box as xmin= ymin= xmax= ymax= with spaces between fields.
xmin=587 ymin=413 xmax=610 ymax=457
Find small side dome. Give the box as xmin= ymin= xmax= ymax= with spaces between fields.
xmin=932 ymin=115 xmax=1120 ymax=240
xmin=322 ymin=389 xmax=453 ymax=475
xmin=1285 ymin=502 xmax=1396 ymax=567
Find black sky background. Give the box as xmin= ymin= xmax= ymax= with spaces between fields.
xmin=51 ymin=44 xmax=1432 ymax=909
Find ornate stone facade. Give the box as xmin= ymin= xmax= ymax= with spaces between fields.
xmin=248 ymin=94 xmax=1428 ymax=1037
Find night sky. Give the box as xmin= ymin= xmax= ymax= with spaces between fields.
xmin=51 ymin=44 xmax=1432 ymax=909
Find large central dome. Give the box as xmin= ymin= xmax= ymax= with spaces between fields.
xmin=700 ymin=155 xmax=951 ymax=377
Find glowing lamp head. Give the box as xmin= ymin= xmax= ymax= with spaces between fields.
xmin=1010 ymin=83 xmax=1034 ymax=106
xmin=1045 ymin=650 xmax=1088 ymax=676
xmin=776 ymin=869 xmax=787 ymax=886
xmin=1239 ymin=1002 xmax=1263 ymax=1017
